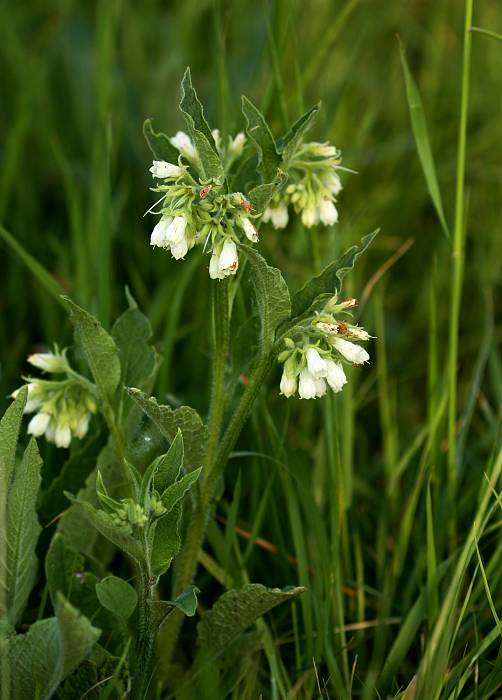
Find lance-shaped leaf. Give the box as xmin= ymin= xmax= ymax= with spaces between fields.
xmin=95 ymin=576 xmax=137 ymax=620
xmin=150 ymin=503 xmax=182 ymax=576
xmin=64 ymin=297 xmax=120 ymax=406
xmin=242 ymin=96 xmax=281 ymax=183
xmin=280 ymin=103 xmax=320 ymax=167
xmin=197 ymin=584 xmax=304 ymax=662
xmin=143 ymin=118 xmax=180 ymax=164
xmin=179 ymin=68 xmax=224 ymax=181
xmin=154 ymin=429 xmax=184 ymax=494
xmin=247 ymin=170 xmax=287 ymax=215
xmin=240 ymin=244 xmax=291 ymax=354
xmin=1 ymin=436 xmax=42 ymax=626
xmin=159 ymin=467 xmax=202 ymax=515
xmin=3 ymin=594 xmax=100 ymax=700
xmin=0 ymin=385 xmax=27 ymax=487
xmin=290 ymin=230 xmax=378 ymax=319
xmin=126 ymin=389 xmax=207 ymax=472
xmin=65 ymin=495 xmax=144 ymax=565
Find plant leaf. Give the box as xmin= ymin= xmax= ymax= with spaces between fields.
xmin=179 ymin=68 xmax=224 ymax=181
xmin=143 ymin=118 xmax=180 ymax=164
xmin=239 ymin=244 xmax=291 ymax=354
xmin=241 ymin=95 xmax=281 ymax=182
xmin=95 ymin=576 xmax=138 ymax=620
xmin=247 ymin=171 xmax=287 ymax=215
xmin=1 ymin=437 xmax=42 ymax=625
xmin=64 ymin=297 xmax=121 ymax=406
xmin=290 ymin=230 xmax=378 ymax=319
xmin=0 ymin=384 xmax=27 ymax=487
xmin=150 ymin=503 xmax=182 ymax=576
xmin=126 ymin=389 xmax=207 ymax=472
xmin=398 ymin=40 xmax=450 ymax=240
xmin=280 ymin=103 xmax=320 ymax=166
xmin=154 ymin=429 xmax=184 ymax=494
xmin=197 ymin=583 xmax=304 ymax=661
xmin=159 ymin=467 xmax=202 ymax=514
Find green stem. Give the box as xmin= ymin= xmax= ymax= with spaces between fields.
xmin=447 ymin=0 xmax=473 ymax=548
xmin=132 ymin=564 xmax=156 ymax=700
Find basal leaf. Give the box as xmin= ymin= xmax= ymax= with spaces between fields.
xmin=143 ymin=118 xmax=180 ymax=164
xmin=280 ymin=103 xmax=320 ymax=166
xmin=64 ymin=297 xmax=120 ymax=406
xmin=290 ymin=230 xmax=378 ymax=319
xmin=241 ymin=96 xmax=281 ymax=183
xmin=197 ymin=583 xmax=304 ymax=661
xmin=0 ymin=385 xmax=27 ymax=487
xmin=2 ymin=437 xmax=42 ymax=626
xmin=126 ymin=389 xmax=207 ymax=472
xmin=95 ymin=576 xmax=137 ymax=620
xmin=240 ymin=244 xmax=291 ymax=354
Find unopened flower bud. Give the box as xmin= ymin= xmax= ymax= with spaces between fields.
xmin=149 ymin=160 xmax=182 ymax=179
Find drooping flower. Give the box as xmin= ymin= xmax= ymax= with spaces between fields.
xmin=325 ymin=359 xmax=347 ymax=392
xmin=28 ymin=350 xmax=69 ymax=374
xmin=318 ymin=198 xmax=338 ymax=226
xmin=262 ymin=201 xmax=289 ymax=229
xmin=170 ymin=131 xmax=197 ymax=160
xmin=305 ymin=347 xmax=328 ymax=378
xmin=240 ymin=217 xmax=258 ymax=243
xmin=331 ymin=337 xmax=370 ymax=364
xmin=150 ymin=218 xmax=173 ymax=248
xmin=218 ymin=239 xmax=239 ymax=275
xmin=298 ymin=368 xmax=318 ymax=399
xmin=149 ymin=160 xmax=182 ymax=179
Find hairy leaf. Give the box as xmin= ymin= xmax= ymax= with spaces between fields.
xmin=3 ymin=595 xmax=100 ymax=700
xmin=241 ymin=96 xmax=281 ymax=183
xmin=64 ymin=297 xmax=120 ymax=405
xmin=150 ymin=504 xmax=182 ymax=577
xmin=1 ymin=438 xmax=42 ymax=625
xmin=159 ymin=467 xmax=202 ymax=514
xmin=179 ymin=68 xmax=223 ymax=181
xmin=247 ymin=170 xmax=287 ymax=215
xmin=240 ymin=244 xmax=291 ymax=354
xmin=280 ymin=103 xmax=320 ymax=166
xmin=197 ymin=583 xmax=304 ymax=660
xmin=95 ymin=576 xmax=137 ymax=620
xmin=65 ymin=497 xmax=144 ymax=565
xmin=126 ymin=389 xmax=207 ymax=472
xmin=0 ymin=385 xmax=27 ymax=487
xmin=290 ymin=230 xmax=378 ymax=319
xmin=154 ymin=429 xmax=184 ymax=494
xmin=143 ymin=118 xmax=180 ymax=164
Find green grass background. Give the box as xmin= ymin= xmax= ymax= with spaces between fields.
xmin=1 ymin=0 xmax=501 ymax=697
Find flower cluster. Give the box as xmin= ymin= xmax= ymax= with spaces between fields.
xmin=278 ymin=296 xmax=370 ymax=400
xmin=11 ymin=349 xmax=97 ymax=448
xmin=97 ymin=471 xmax=166 ymax=531
xmin=148 ymin=130 xmax=258 ymax=278
xmin=263 ymin=142 xmax=343 ymax=230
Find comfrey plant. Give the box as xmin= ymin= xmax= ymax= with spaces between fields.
xmin=2 ymin=69 xmax=376 ymax=699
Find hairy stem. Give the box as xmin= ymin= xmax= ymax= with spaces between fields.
xmin=132 ymin=564 xmax=156 ymax=700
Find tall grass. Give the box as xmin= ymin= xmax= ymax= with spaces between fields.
xmin=1 ymin=0 xmax=501 ymax=697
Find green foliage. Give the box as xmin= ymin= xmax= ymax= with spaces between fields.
xmin=197 ymin=584 xmax=305 ymax=662
xmin=143 ymin=118 xmax=180 ymax=164
xmin=0 ymin=388 xmax=42 ymax=626
xmin=241 ymin=96 xmax=282 ymax=182
xmin=280 ymin=103 xmax=320 ymax=166
xmin=2 ymin=594 xmax=100 ymax=700
xmin=95 ymin=576 xmax=138 ymax=620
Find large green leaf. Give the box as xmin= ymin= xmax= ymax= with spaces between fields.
xmin=0 ymin=385 xmax=27 ymax=487
xmin=3 ymin=595 xmax=100 ymax=700
xmin=1 ymin=437 xmax=42 ymax=626
xmin=154 ymin=429 xmax=184 ymax=494
xmin=143 ymin=118 xmax=180 ymax=164
xmin=64 ymin=297 xmax=120 ymax=406
xmin=126 ymin=389 xmax=207 ymax=472
xmin=280 ymin=103 xmax=320 ymax=167
xmin=290 ymin=230 xmax=378 ymax=319
xmin=197 ymin=584 xmax=304 ymax=661
xmin=241 ymin=96 xmax=281 ymax=183
xmin=111 ymin=290 xmax=158 ymax=393
xmin=239 ymin=244 xmax=291 ymax=354
xmin=95 ymin=576 xmax=137 ymax=620
xmin=179 ymin=68 xmax=223 ymax=181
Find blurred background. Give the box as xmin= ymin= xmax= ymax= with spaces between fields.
xmin=1 ymin=0 xmax=502 ymax=695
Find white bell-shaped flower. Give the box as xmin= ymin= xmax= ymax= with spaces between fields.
xmin=306 ymin=347 xmax=328 ymax=378
xmin=27 ymin=412 xmax=51 ymax=437
xmin=218 ymin=239 xmax=239 ymax=275
xmin=149 ymin=160 xmax=182 ymax=179
xmin=280 ymin=370 xmax=297 ymax=397
xmin=319 ymin=198 xmax=338 ymax=226
xmin=325 ymin=359 xmax=347 ymax=392
xmin=298 ymin=368 xmax=317 ymax=399
xmin=241 ymin=217 xmax=258 ymax=243
xmin=170 ymin=131 xmax=197 ymax=160
xmin=150 ymin=218 xmax=173 ymax=248
xmin=332 ymin=337 xmax=370 ymax=364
